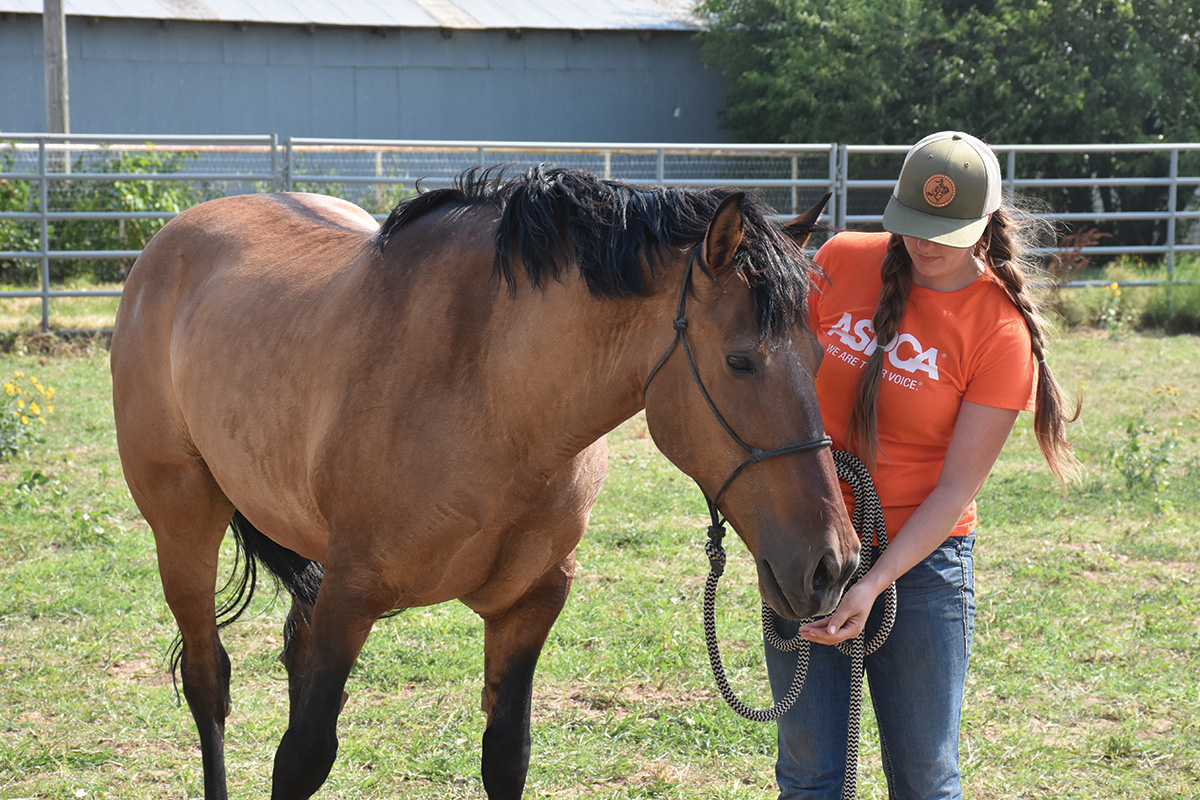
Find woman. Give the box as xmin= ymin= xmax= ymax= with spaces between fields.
xmin=766 ymin=131 xmax=1079 ymax=800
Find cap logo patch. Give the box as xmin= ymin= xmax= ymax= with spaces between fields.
xmin=923 ymin=174 xmax=956 ymax=208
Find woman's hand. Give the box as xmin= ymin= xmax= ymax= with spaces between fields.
xmin=798 ymin=579 xmax=883 ymax=645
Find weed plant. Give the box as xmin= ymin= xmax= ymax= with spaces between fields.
xmin=0 ymin=332 xmax=1197 ymax=799
xmin=1051 ymin=254 xmax=1200 ymax=334
xmin=0 ymin=370 xmax=54 ymax=461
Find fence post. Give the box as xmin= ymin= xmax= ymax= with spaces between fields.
xmin=834 ymin=144 xmax=848 ymax=230
xmin=37 ymin=138 xmax=50 ymax=333
xmin=790 ymin=154 xmax=798 ymax=216
xmin=1167 ymin=148 xmax=1179 ymax=287
xmin=269 ymin=134 xmax=281 ymax=192
xmin=281 ymin=136 xmax=293 ymax=192
xmin=827 ymin=144 xmax=839 ymax=227
xmin=1004 ymin=149 xmax=1017 ymax=204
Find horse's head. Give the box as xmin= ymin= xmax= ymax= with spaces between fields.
xmin=643 ymin=192 xmax=858 ymax=620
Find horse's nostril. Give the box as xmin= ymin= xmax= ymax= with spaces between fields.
xmin=810 ymin=550 xmax=840 ymax=595
xmin=841 ymin=554 xmax=860 ymax=587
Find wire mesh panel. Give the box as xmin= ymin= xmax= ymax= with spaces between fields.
xmin=285 ymin=141 xmax=837 ymax=220
xmin=2 ymin=135 xmax=1198 ymax=331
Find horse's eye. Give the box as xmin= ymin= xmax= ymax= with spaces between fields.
xmin=726 ymin=354 xmax=755 ymax=375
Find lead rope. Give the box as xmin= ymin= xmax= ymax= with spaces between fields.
xmin=702 ymin=450 xmax=897 ymax=800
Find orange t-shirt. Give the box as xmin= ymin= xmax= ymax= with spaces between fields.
xmin=809 ymin=231 xmax=1036 ymax=539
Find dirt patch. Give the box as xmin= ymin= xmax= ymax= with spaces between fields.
xmin=535 ymin=681 xmax=718 ymax=722
xmin=105 ymin=657 xmax=171 ymax=686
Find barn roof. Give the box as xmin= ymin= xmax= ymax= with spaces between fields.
xmin=0 ymin=0 xmax=705 ymax=31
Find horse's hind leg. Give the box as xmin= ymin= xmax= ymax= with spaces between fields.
xmin=478 ymin=553 xmax=576 ymax=800
xmin=125 ymin=459 xmax=236 ymax=800
xmin=279 ymin=596 xmax=350 ymax=728
xmin=269 ymin=563 xmax=389 ymax=800
xmin=280 ymin=597 xmax=313 ymax=717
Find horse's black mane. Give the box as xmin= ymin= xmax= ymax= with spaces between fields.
xmin=371 ymin=165 xmax=818 ymax=340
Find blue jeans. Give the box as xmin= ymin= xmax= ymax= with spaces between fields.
xmin=765 ymin=535 xmax=976 ymax=800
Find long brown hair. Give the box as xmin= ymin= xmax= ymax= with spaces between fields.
xmin=844 ymin=205 xmax=1081 ymax=482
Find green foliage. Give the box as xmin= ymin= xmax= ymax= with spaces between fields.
xmin=695 ymin=2 xmax=1200 ymax=253
xmin=0 ymin=150 xmax=40 ymax=277
xmin=1096 ymin=282 xmax=1139 ymax=336
xmin=1050 ymin=255 xmax=1200 ymax=334
xmin=49 ymin=149 xmax=202 ymax=282
xmin=1108 ymin=406 xmax=1180 ymax=503
xmin=1145 ymin=281 xmax=1200 ymax=333
xmin=695 ymin=0 xmax=1200 ymax=146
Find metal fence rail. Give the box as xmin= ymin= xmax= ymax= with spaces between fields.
xmin=0 ymin=133 xmax=279 ymax=331
xmin=2 ymin=133 xmax=1199 ymax=332
xmin=838 ymin=143 xmax=1200 ymax=286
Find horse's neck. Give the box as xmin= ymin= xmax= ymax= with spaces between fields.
xmin=482 ymin=272 xmax=675 ymax=458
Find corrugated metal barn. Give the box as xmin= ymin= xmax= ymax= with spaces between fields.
xmin=0 ymin=0 xmax=730 ymax=142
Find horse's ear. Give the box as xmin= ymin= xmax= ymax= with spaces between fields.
xmin=698 ymin=192 xmax=746 ymax=286
xmin=782 ymin=191 xmax=832 ymax=250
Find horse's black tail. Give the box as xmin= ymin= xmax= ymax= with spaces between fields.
xmin=226 ymin=510 xmax=324 ymax=611
xmin=168 ymin=511 xmax=324 ymax=689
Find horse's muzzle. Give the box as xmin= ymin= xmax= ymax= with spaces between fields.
xmin=757 ymin=546 xmax=859 ymax=620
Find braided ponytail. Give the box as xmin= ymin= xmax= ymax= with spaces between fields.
xmin=845 ymin=236 xmax=911 ymax=469
xmin=978 ymin=207 xmax=1081 ymax=482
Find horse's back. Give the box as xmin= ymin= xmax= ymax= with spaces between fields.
xmin=119 ymin=192 xmax=375 ymax=317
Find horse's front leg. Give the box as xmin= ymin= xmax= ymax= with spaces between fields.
xmin=269 ymin=569 xmax=384 ymax=800
xmin=478 ymin=552 xmax=576 ymax=800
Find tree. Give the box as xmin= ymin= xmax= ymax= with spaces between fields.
xmin=694 ymin=0 xmax=1200 ymax=250
xmin=694 ymin=0 xmax=1200 ymax=145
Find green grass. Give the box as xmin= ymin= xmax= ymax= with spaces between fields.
xmin=0 ymin=332 xmax=1198 ymax=799
xmin=0 ymin=279 xmax=123 ymax=333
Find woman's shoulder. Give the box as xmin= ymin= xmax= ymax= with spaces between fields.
xmin=975 ymin=272 xmax=1033 ymax=327
xmin=814 ymin=231 xmax=890 ymax=282
xmin=816 ymin=230 xmax=890 ymax=261
xmin=957 ymin=274 xmax=1035 ymax=356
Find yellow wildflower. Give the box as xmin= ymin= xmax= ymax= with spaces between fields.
xmin=29 ymin=402 xmax=40 ymax=416
xmin=20 ymin=415 xmax=29 ymax=425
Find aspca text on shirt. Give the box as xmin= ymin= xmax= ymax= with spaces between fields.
xmin=825 ymin=312 xmax=939 ymax=390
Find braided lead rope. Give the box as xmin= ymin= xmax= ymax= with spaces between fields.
xmin=703 ymin=450 xmax=897 ymax=798
xmin=703 ymin=531 xmax=807 ymax=722
xmin=826 ymin=451 xmax=895 ymax=800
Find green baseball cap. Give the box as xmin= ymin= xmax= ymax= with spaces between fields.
xmin=881 ymin=131 xmax=1002 ymax=248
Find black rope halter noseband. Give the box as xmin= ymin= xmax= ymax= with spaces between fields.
xmin=641 ymin=262 xmax=833 ymax=550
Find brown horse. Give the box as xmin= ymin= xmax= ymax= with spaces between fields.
xmin=110 ymin=166 xmax=858 ymax=800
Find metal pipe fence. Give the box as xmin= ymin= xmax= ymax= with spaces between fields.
xmin=2 ymin=133 xmax=1199 ymax=332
